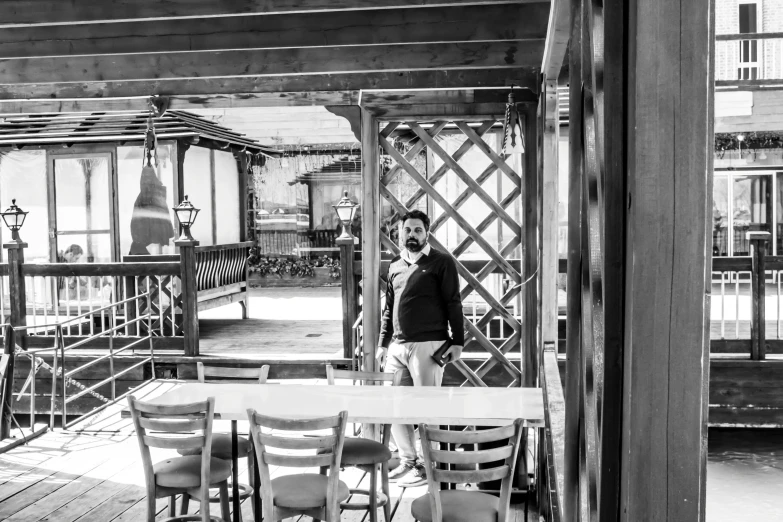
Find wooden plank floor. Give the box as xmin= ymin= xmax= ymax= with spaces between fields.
xmin=198 ymin=287 xmax=343 ymax=358
xmin=0 ymin=380 xmax=536 ymax=522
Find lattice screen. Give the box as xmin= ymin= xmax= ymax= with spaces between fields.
xmin=377 ymin=119 xmax=526 ymax=387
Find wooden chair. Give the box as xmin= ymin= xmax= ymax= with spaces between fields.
xmin=411 ymin=419 xmax=525 ymax=522
xmin=128 ymin=395 xmax=230 ymax=522
xmin=325 ymin=364 xmax=403 ymax=522
xmin=177 ymin=363 xmax=270 ymax=519
xmin=246 ymin=408 xmax=350 ymax=522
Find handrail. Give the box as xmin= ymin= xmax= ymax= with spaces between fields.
xmin=540 ymin=344 xmax=565 ymax=522
xmin=0 ymin=289 xmax=157 ymax=441
xmin=194 ymin=241 xmax=253 ymax=254
xmin=22 ymin=261 xmax=180 ymax=277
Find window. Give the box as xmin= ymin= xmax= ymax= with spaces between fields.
xmin=738 ymin=3 xmax=759 ymax=80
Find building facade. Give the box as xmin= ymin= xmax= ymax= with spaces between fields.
xmin=714 ymin=0 xmax=783 ymax=256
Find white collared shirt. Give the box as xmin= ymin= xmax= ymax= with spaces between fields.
xmin=401 ymin=243 xmax=431 ymax=265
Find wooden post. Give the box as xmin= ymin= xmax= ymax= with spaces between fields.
xmin=1 ymin=238 xmax=26 ymax=439
xmin=361 ymin=108 xmax=380 ymax=373
xmin=523 ymin=105 xmax=539 ymax=388
xmin=235 ymin=151 xmax=249 ymax=243
xmin=749 ymin=231 xmax=770 ymax=361
xmin=563 ymin=0 xmax=583 ymax=518
xmin=176 ymin=239 xmax=200 ymax=356
xmin=337 ymin=236 xmax=356 ymax=360
xmin=621 ymin=0 xmax=713 ymax=518
xmin=541 ymin=80 xmax=559 ymax=350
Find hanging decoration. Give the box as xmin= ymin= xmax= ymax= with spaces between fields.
xmin=129 ymin=95 xmax=175 ymax=255
xmin=502 ymin=86 xmax=525 ymax=155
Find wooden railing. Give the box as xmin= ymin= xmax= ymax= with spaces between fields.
xmin=539 ymin=344 xmax=564 ymax=522
xmin=0 ymin=241 xmax=251 ymax=357
xmin=256 ymin=229 xmax=337 ymax=256
xmin=194 ymin=241 xmax=251 ymax=315
xmin=559 ymin=234 xmax=782 ymax=359
xmin=0 ymin=289 xmax=157 ymax=445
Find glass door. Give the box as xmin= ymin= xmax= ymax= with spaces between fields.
xmin=48 ymin=154 xmax=115 ymax=263
xmin=713 ymin=171 xmax=774 ymax=256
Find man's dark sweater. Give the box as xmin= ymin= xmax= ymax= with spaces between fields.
xmin=378 ymin=247 xmax=464 ymax=348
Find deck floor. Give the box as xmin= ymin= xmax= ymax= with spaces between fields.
xmin=198 ymin=287 xmax=343 ymax=358
xmin=0 ymin=380 xmax=535 ymax=522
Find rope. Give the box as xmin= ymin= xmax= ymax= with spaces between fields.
xmin=16 ymin=350 xmax=110 ymax=404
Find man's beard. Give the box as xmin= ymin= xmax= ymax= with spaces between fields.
xmin=405 ymin=238 xmax=426 ymax=253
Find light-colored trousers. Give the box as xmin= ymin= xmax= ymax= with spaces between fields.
xmin=383 ymin=340 xmax=446 ymax=466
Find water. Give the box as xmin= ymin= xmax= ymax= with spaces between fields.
xmin=708 ymin=428 xmax=783 ymax=521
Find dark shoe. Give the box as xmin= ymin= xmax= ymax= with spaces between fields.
xmin=388 ymin=462 xmax=415 ymax=481
xmin=397 ymin=464 xmax=427 ymax=487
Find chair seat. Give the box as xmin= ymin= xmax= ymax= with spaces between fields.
xmin=271 ymin=474 xmax=350 ymax=509
xmin=411 ymin=490 xmax=499 ymax=522
xmin=177 ymin=433 xmax=251 ymax=460
xmin=319 ymin=437 xmax=392 ymax=466
xmin=154 ymin=456 xmax=232 ymax=489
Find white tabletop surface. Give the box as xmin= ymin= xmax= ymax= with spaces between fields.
xmin=136 ymin=382 xmax=545 ymax=427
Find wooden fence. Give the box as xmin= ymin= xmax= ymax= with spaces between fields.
xmin=559 ymin=233 xmax=779 ymax=359
xmin=0 ymin=241 xmax=250 ymax=355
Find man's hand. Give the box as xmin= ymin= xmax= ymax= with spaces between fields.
xmin=443 ymin=344 xmax=463 ymax=364
xmin=376 ymin=346 xmax=388 ymax=368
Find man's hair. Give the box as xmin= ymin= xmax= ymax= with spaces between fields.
xmin=65 ymin=244 xmax=83 ymax=256
xmin=401 ymin=210 xmax=430 ymax=231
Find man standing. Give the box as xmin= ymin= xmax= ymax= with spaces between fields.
xmin=378 ymin=209 xmax=464 ymax=486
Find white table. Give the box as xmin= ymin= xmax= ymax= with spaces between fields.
xmin=128 ymin=382 xmax=545 ymax=522
xmin=144 ymin=382 xmax=545 ymax=426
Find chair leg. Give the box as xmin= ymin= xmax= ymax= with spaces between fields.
xmin=369 ymin=464 xmax=378 ymax=522
xmin=146 ymin=493 xmax=156 ymax=522
xmin=247 ymin=455 xmax=255 ymax=522
xmin=168 ymin=495 xmax=177 ymax=517
xmin=381 ymin=460 xmax=391 ymax=522
xmin=181 ymin=492 xmax=190 ymax=515
xmin=219 ymin=481 xmax=231 ymax=522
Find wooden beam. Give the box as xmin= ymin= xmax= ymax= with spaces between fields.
xmin=0 ymin=1 xmax=544 ymax=25
xmin=0 ymin=4 xmax=548 ymax=58
xmin=715 ymin=31 xmax=783 ymax=41
xmin=541 ymin=0 xmax=571 ymax=79
xmin=622 ymin=0 xmax=713 ymax=519
xmin=540 ymin=80 xmax=558 ymax=346
xmin=0 ymin=70 xmax=538 ymax=101
xmin=367 ymin=102 xmax=509 ymax=120
xmin=0 ymin=42 xmax=543 ymax=84
xmin=361 ymin=108 xmax=381 ymax=372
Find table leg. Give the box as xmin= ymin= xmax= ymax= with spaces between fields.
xmin=232 ymin=421 xmax=240 ymax=522
xmin=251 ymin=435 xmax=261 ymax=521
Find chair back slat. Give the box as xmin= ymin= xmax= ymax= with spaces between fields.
xmin=260 ymin=432 xmax=338 ymax=450
xmin=131 ymin=399 xmax=211 ymax=416
xmin=143 ymin=434 xmax=206 ymax=450
xmin=250 ymin=411 xmax=343 ymax=432
xmin=429 ymin=444 xmax=513 ymax=465
xmin=326 ymin=365 xmax=402 ymax=386
xmin=197 ymin=362 xmax=269 ymax=383
xmin=263 ymin=452 xmax=335 ymax=468
xmin=425 ymin=423 xmax=516 ymax=444
xmin=431 ymin=465 xmax=510 ymax=484
xmin=139 ymin=417 xmax=207 ymax=432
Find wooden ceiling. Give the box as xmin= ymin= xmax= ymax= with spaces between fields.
xmin=0 ymin=0 xmax=557 ymax=114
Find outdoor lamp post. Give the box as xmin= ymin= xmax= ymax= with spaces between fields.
xmin=172 ymin=195 xmax=200 ymax=356
xmin=0 ymin=199 xmax=28 ymax=242
xmin=173 ymin=195 xmax=200 ymax=242
xmin=333 ymin=191 xmax=359 ymax=240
